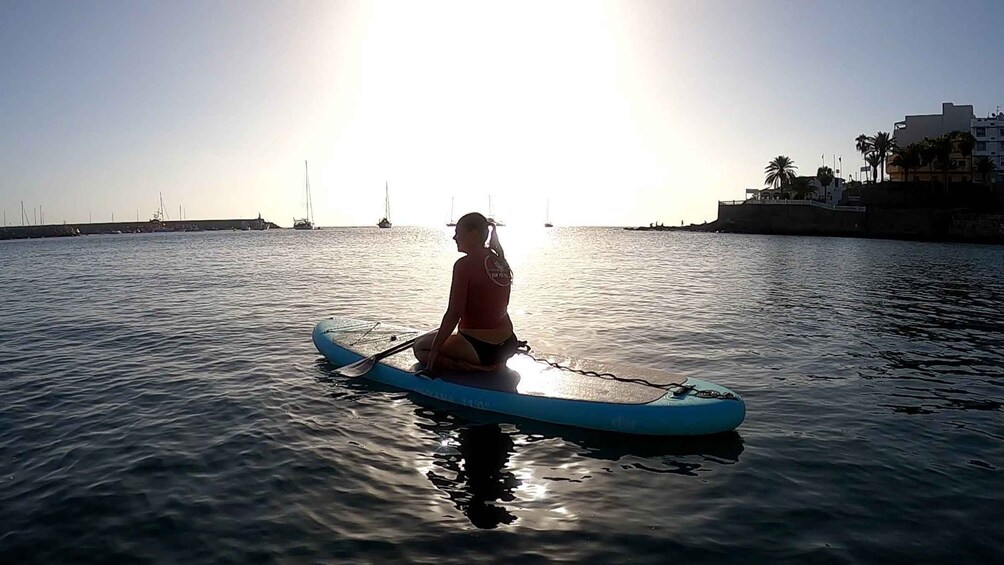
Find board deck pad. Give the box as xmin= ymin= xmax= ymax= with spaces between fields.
xmin=320 ymin=320 xmax=687 ymax=405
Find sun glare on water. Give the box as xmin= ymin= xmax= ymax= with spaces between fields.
xmin=492 ymin=224 xmax=553 ymax=271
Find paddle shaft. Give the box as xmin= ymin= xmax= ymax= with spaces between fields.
xmin=372 ymin=335 xmax=421 ymax=360
xmin=333 ymin=334 xmax=423 ymax=377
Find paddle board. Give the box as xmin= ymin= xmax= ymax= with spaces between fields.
xmin=312 ymin=317 xmax=745 ymax=436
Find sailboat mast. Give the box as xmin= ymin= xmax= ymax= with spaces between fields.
xmin=384 ymin=182 xmax=390 ymax=221
xmin=304 ymin=160 xmax=313 ymax=225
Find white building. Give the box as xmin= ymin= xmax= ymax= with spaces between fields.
xmin=972 ymin=110 xmax=1004 ymax=182
xmin=890 ymin=102 xmax=1003 ymax=183
xmin=893 ymin=102 xmax=974 ymax=147
xmin=745 ymin=176 xmax=846 ymax=206
xmin=810 ymin=177 xmax=847 ymax=206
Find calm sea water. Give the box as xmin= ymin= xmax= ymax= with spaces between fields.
xmin=1 ymin=228 xmax=1001 ymax=563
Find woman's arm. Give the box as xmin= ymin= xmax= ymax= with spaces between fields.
xmin=428 ymin=260 xmax=468 ymax=368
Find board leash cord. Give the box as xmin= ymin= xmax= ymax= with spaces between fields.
xmin=515 ymin=345 xmax=739 ymax=401
xmin=415 ymin=334 xmax=737 ymax=401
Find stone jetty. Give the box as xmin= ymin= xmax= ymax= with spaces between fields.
xmin=0 ymin=217 xmax=279 ymax=241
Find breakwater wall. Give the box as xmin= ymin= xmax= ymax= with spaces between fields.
xmin=714 ymin=201 xmax=1004 ymax=244
xmin=0 ymin=218 xmax=278 ymax=241
xmin=716 ymin=200 xmax=865 ymax=237
xmin=0 ymin=224 xmax=80 ymax=240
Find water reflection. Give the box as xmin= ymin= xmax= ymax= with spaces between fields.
xmin=411 ymin=404 xmax=744 ymax=529
xmin=422 ymin=421 xmax=520 ymax=529
xmin=316 ymin=353 xmax=746 ymax=529
xmin=543 ymin=424 xmax=745 ymax=467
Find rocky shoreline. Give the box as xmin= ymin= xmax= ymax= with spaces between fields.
xmin=624 ymin=205 xmax=1004 ymax=244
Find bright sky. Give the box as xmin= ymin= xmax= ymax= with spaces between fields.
xmin=2 ymin=0 xmax=1002 ymax=227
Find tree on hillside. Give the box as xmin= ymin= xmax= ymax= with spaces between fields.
xmin=925 ymin=134 xmax=955 ymax=189
xmin=890 ymin=144 xmax=922 ymax=182
xmin=872 ymin=132 xmax=894 ymax=181
xmin=919 ymin=137 xmax=937 ymax=177
xmin=975 ymin=156 xmax=998 ymax=185
xmin=954 ymin=131 xmax=976 ymax=181
xmin=855 ymin=134 xmax=872 ymax=157
xmin=765 ymin=156 xmax=797 ymax=189
xmin=816 ymin=166 xmax=835 ymax=191
xmin=865 ymin=152 xmax=882 ymax=183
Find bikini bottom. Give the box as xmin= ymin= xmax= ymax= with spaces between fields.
xmin=458 ymin=332 xmax=519 ymax=366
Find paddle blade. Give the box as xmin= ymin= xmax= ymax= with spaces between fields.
xmin=333 ymin=356 xmax=377 ymax=378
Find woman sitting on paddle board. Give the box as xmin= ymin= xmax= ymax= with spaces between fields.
xmin=414 ymin=212 xmax=518 ymax=373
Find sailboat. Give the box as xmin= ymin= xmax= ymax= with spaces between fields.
xmin=447 ymin=197 xmax=456 ymax=227
xmin=544 ymin=199 xmax=553 ymax=228
xmin=293 ymin=160 xmax=315 ymax=230
xmin=487 ymin=195 xmax=505 ymax=227
xmin=377 ymin=182 xmax=392 ymax=228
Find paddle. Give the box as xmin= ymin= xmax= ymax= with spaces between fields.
xmin=333 ymin=334 xmax=423 ymax=378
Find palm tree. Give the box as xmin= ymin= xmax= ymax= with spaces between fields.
xmin=856 ymin=134 xmax=875 ymax=183
xmin=765 ymin=156 xmax=797 ymax=190
xmin=865 ymin=152 xmax=882 ymax=183
xmin=890 ymin=144 xmax=922 ymax=182
xmin=975 ymin=156 xmax=997 ymax=185
xmin=816 ymin=165 xmax=834 ymax=189
xmin=872 ymin=132 xmax=894 ymax=182
xmin=855 ymin=134 xmax=872 ymax=157
xmin=927 ymin=134 xmax=954 ymax=188
xmin=919 ymin=137 xmax=937 ymax=178
xmin=815 ymin=166 xmax=834 ymax=201
xmin=954 ymin=132 xmax=976 ymax=181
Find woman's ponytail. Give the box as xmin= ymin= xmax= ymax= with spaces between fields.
xmin=488 ymin=224 xmax=505 ymax=260
xmin=487 ymin=224 xmax=512 ymax=279
xmin=457 ymin=212 xmax=512 ymax=278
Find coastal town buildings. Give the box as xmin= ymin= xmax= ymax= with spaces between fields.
xmin=889 ymin=102 xmax=1003 ymax=183
xmin=741 ymin=102 xmax=1001 ymax=208
xmin=745 ymin=176 xmax=846 ymax=206
xmin=889 ymin=103 xmax=972 ymax=183
xmin=972 ymin=111 xmax=1004 ymax=182
xmin=892 ymin=102 xmax=974 ymax=147
xmin=809 ymin=177 xmax=847 ymax=206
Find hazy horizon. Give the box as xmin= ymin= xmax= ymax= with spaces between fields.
xmin=2 ymin=0 xmax=1002 ymax=228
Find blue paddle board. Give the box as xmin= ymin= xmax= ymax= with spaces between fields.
xmin=312 ymin=317 xmax=745 ymax=436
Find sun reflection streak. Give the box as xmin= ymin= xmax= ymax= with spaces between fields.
xmin=506 ymin=354 xmax=563 ymax=399
xmin=514 ymin=467 xmax=550 ymax=502
xmin=432 ymin=432 xmax=460 ymax=456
